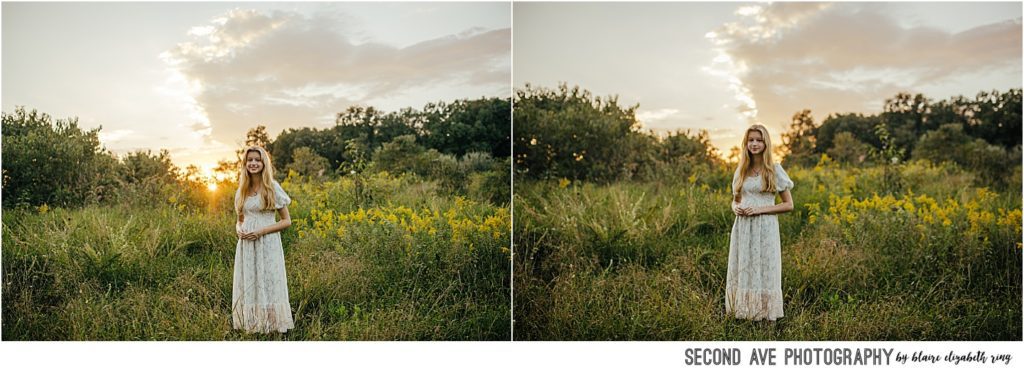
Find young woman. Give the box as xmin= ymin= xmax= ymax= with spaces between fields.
xmin=233 ymin=146 xmax=294 ymax=333
xmin=726 ymin=124 xmax=794 ymax=321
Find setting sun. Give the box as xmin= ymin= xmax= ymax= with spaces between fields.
xmin=207 ymin=182 xmax=217 ymax=192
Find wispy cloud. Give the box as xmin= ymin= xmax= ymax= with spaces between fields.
xmin=637 ymin=108 xmax=680 ymax=125
xmin=705 ymin=2 xmax=1021 ymax=129
xmin=160 ymin=8 xmax=510 ymax=149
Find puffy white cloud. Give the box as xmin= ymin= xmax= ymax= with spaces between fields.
xmin=161 ymin=8 xmax=510 ymax=148
xmin=706 ymin=3 xmax=1021 ymax=130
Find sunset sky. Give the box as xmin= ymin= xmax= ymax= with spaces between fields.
xmin=2 ymin=1 xmax=510 ymax=178
xmin=515 ymin=1 xmax=1022 ymax=156
xmin=3 ymin=1 xmax=1021 ymax=173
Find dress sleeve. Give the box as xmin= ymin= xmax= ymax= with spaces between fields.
xmin=774 ymin=163 xmax=794 ymax=192
xmin=271 ymin=181 xmax=292 ymax=209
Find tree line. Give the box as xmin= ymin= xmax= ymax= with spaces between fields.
xmin=1 ymin=97 xmax=511 ymax=209
xmin=514 ymin=84 xmax=1021 ymax=188
xmin=780 ymin=89 xmax=1021 ymax=187
xmin=514 ymin=83 xmax=723 ymax=183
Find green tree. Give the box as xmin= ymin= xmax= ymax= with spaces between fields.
xmin=245 ymin=125 xmax=271 ymax=148
xmin=285 ymin=147 xmax=330 ymax=180
xmin=872 ymin=123 xmax=906 ymax=194
xmin=119 ymin=149 xmax=178 ymax=185
xmin=213 ymin=159 xmax=239 ymax=181
xmin=815 ymin=113 xmax=882 ymax=153
xmin=270 ymin=127 xmax=344 ymax=173
xmin=514 ymin=83 xmax=642 ymax=182
xmin=969 ymin=89 xmax=1021 ymax=149
xmin=658 ymin=129 xmax=720 ymax=165
xmin=826 ymin=132 xmax=874 ymax=166
xmin=335 ymin=106 xmax=386 ymax=155
xmin=912 ymin=123 xmax=1016 ymax=187
xmin=882 ymin=92 xmax=931 ymax=153
xmin=372 ymin=134 xmax=432 ymax=177
xmin=422 ymin=98 xmax=511 ymax=158
xmin=236 ymin=125 xmax=273 ymax=165
xmin=779 ymin=109 xmax=819 ymax=167
xmin=1 ymin=107 xmax=119 ymax=207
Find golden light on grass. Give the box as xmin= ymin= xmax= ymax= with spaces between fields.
xmin=207 ymin=182 xmax=217 ymax=192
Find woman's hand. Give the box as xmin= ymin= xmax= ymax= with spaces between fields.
xmin=237 ymin=227 xmax=264 ymax=241
xmin=732 ymin=203 xmax=754 ymax=216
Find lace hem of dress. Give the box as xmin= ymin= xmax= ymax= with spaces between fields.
xmin=725 ymin=287 xmax=784 ymax=321
xmin=232 ymin=303 xmax=295 ymax=333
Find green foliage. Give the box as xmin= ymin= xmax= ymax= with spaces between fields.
xmin=119 ymin=149 xmax=177 ymax=185
xmin=658 ymin=129 xmax=720 ymax=164
xmin=912 ymin=123 xmax=1020 ymax=188
xmin=816 ymin=113 xmax=882 ymax=152
xmin=779 ymin=109 xmax=820 ymax=167
xmin=285 ymin=147 xmax=330 ymax=181
xmin=871 ymin=124 xmax=906 ymax=194
xmin=468 ymin=163 xmax=510 ymax=205
xmin=270 ymin=127 xmax=346 ymax=175
xmin=778 ymin=90 xmax=1021 ymax=192
xmin=267 ymin=98 xmax=510 ymax=177
xmin=925 ymin=89 xmax=1022 ymax=149
xmin=1 ymin=107 xmax=120 ymax=207
xmin=882 ymin=92 xmax=932 ymax=151
xmin=514 ymin=83 xmax=640 ymax=182
xmin=372 ymin=135 xmax=433 ymax=177
xmin=112 ymin=149 xmax=182 ymax=208
xmin=514 ymin=83 xmax=722 ymax=183
xmin=334 ymin=106 xmax=416 ymax=161
xmin=421 ymin=98 xmax=511 ymax=158
xmin=825 ymin=132 xmax=874 ymax=165
xmin=515 ymin=164 xmax=1021 ymax=340
xmin=245 ymin=125 xmax=271 ymax=149
xmin=3 ymin=173 xmax=510 ymax=340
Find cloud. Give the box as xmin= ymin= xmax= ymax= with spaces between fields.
xmin=705 ymin=3 xmax=1022 ymax=129
xmin=97 ymin=129 xmax=136 ymax=145
xmin=637 ymin=108 xmax=680 ymax=124
xmin=161 ymin=8 xmax=510 ymax=148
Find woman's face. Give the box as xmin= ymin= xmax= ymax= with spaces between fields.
xmin=746 ymin=130 xmax=765 ymax=156
xmin=245 ymin=151 xmax=264 ymax=175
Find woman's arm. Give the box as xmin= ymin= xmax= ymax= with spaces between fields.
xmin=751 ymin=190 xmax=794 ymax=216
xmin=732 ymin=201 xmax=752 ymax=216
xmin=254 ymin=206 xmax=292 ymax=237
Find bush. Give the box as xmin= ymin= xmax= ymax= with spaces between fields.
xmin=373 ymin=135 xmax=432 ymax=177
xmin=826 ymin=132 xmax=875 ymax=166
xmin=286 ymin=147 xmax=331 ymax=181
xmin=912 ymin=123 xmax=1018 ymax=188
xmin=467 ymin=158 xmax=510 ymax=205
xmin=2 ymin=107 xmax=121 ymax=207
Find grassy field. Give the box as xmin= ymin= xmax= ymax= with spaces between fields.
xmin=513 ymin=159 xmax=1022 ymax=340
xmin=2 ymin=172 xmax=510 ymax=340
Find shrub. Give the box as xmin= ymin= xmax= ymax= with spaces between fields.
xmin=2 ymin=107 xmax=120 ymax=207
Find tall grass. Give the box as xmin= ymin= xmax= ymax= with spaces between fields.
xmin=514 ymin=159 xmax=1021 ymax=340
xmin=2 ymin=172 xmax=510 ymax=340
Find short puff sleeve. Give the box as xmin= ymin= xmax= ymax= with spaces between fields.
xmin=774 ymin=163 xmax=794 ymax=192
xmin=271 ymin=180 xmax=292 ymax=209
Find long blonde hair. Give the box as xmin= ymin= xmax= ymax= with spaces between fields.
xmin=732 ymin=124 xmax=778 ymax=202
xmin=235 ymin=146 xmax=277 ymax=215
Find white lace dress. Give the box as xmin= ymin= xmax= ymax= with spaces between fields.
xmin=232 ymin=180 xmax=294 ymax=333
xmin=726 ymin=163 xmax=793 ymax=321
